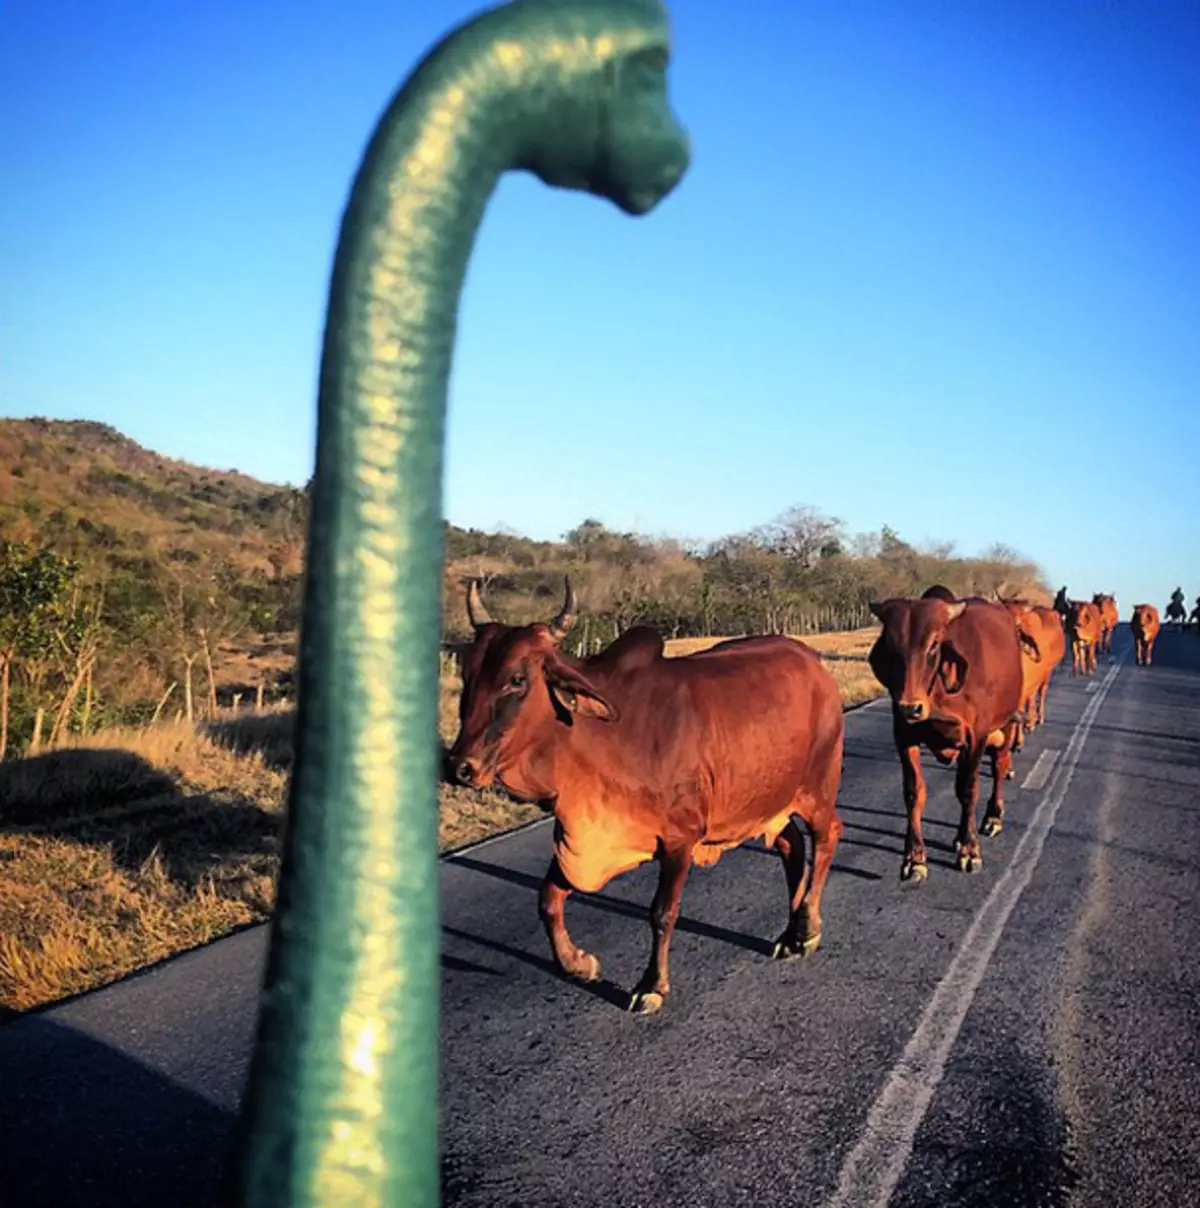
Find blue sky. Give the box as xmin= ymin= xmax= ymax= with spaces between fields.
xmin=3 ymin=1 xmax=1198 ymax=609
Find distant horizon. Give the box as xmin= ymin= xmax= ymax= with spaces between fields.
xmin=4 ymin=2 xmax=1198 ymax=612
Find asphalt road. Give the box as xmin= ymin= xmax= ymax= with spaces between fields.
xmin=2 ymin=622 xmax=1197 ymax=1208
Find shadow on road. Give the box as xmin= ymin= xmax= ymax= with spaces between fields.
xmin=448 ymin=853 xmax=776 ymax=957
xmin=0 ymin=1016 xmax=235 ymax=1208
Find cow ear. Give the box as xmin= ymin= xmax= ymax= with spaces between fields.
xmin=944 ymin=601 xmax=967 ymax=622
xmin=939 ymin=641 xmax=968 ymax=694
xmin=543 ymin=656 xmax=619 ymax=723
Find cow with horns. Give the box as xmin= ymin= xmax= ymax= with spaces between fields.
xmin=448 ymin=577 xmax=846 ymax=1014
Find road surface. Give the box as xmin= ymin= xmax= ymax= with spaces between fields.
xmin=1 ymin=623 xmax=1197 ymax=1207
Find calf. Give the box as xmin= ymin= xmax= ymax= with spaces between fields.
xmin=1092 ymin=593 xmax=1119 ymax=655
xmin=1067 ymin=601 xmax=1102 ymax=675
xmin=1131 ymin=604 xmax=1160 ymax=666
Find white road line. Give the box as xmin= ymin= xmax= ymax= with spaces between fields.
xmin=443 ymin=814 xmax=553 ymax=859
xmin=1021 ymin=748 xmax=1060 ymax=792
xmin=822 ymin=656 xmax=1123 ymax=1208
xmin=1085 ymin=681 xmax=1099 ymax=693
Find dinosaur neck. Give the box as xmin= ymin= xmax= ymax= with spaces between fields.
xmin=236 ymin=45 xmax=516 ymax=1208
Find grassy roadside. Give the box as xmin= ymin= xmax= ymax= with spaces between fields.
xmin=0 ymin=629 xmax=883 ymax=1016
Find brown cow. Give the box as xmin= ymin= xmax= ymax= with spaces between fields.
xmin=1000 ymin=601 xmax=1066 ymax=747
xmin=448 ymin=578 xmax=845 ymax=1014
xmin=1131 ymin=603 xmax=1160 ymax=666
xmin=1067 ymin=600 xmax=1102 ymax=675
xmin=1027 ymin=606 xmax=1067 ymax=723
xmin=868 ymin=596 xmax=1027 ymax=880
xmin=1000 ymin=600 xmax=1040 ymax=755
xmin=1092 ymin=593 xmax=1119 ymax=655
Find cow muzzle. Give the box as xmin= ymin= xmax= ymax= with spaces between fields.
xmin=898 ymin=700 xmax=929 ymax=723
xmin=451 ymin=754 xmax=490 ymax=788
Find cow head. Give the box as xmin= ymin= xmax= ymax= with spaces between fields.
xmin=447 ymin=577 xmax=618 ymax=795
xmin=868 ymin=597 xmax=969 ymax=723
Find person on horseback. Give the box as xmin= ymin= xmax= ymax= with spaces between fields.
xmin=1166 ymin=587 xmax=1187 ymax=627
xmin=1166 ymin=588 xmax=1187 ymax=627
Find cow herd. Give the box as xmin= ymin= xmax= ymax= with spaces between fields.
xmin=447 ymin=577 xmax=1161 ymax=1014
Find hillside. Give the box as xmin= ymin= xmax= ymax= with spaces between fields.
xmin=0 ymin=417 xmax=308 ymax=582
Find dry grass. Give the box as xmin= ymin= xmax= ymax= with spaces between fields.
xmin=0 ymin=628 xmax=882 ymax=1017
xmin=0 ymin=719 xmax=287 ymax=1016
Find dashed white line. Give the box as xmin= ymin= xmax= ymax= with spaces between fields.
xmin=822 ymin=656 xmax=1123 ymax=1208
xmin=1021 ymin=748 xmax=1061 ymax=792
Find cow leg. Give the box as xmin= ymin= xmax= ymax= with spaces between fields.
xmin=896 ymin=733 xmax=930 ymax=883
xmin=538 ymin=857 xmax=601 ymax=983
xmin=773 ymin=809 xmax=842 ymax=959
xmin=983 ymin=728 xmax=1014 ymax=837
xmin=628 ymin=845 xmax=692 ymax=1015
xmin=953 ymin=741 xmax=986 ymax=871
xmin=771 ymin=819 xmax=809 ymax=957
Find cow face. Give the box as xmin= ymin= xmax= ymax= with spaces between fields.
xmin=868 ymin=598 xmax=968 ymax=723
xmin=447 ymin=578 xmax=618 ymax=795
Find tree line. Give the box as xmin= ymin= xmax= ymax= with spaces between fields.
xmin=0 ymin=499 xmax=1048 ymax=755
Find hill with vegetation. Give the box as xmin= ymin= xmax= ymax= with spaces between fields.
xmin=0 ymin=415 xmax=1050 ymax=752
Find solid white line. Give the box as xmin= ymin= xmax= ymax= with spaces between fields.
xmin=1021 ymin=748 xmax=1060 ymax=793
xmin=822 ymin=657 xmax=1122 ymax=1208
xmin=1085 ymin=681 xmax=1099 ymax=694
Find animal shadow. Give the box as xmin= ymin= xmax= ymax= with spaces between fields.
xmin=0 ymin=746 xmax=281 ymax=892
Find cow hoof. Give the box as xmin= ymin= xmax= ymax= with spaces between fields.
xmin=772 ymin=933 xmax=821 ymax=960
xmin=628 ymin=990 xmax=665 ymax=1016
xmin=569 ymin=953 xmax=602 ymax=983
xmin=901 ymin=861 xmax=928 ymax=884
xmin=955 ymin=852 xmax=983 ymax=873
xmin=981 ymin=817 xmax=1002 ymax=838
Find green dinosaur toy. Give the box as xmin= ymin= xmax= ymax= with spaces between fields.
xmin=229 ymin=2 xmax=688 ymax=1204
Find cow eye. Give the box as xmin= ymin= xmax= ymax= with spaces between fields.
xmin=508 ymin=672 xmax=526 ymax=690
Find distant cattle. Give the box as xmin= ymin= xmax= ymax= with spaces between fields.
xmin=868 ymin=595 xmax=1027 ymax=880
xmin=1066 ymin=601 xmax=1102 ymax=676
xmin=448 ymin=578 xmax=845 ymax=1014
xmin=1092 ymin=593 xmax=1118 ymax=655
xmin=1131 ymin=604 xmax=1160 ymax=666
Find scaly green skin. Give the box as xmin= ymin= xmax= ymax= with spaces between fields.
xmin=229 ymin=2 xmax=688 ymax=1204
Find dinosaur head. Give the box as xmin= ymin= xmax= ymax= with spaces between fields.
xmin=461 ymin=0 xmax=691 ymax=214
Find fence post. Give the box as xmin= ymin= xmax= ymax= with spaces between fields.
xmin=228 ymin=3 xmax=689 ymax=1205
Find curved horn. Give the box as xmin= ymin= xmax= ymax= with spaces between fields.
xmin=547 ymin=575 xmax=578 ymax=643
xmin=466 ymin=579 xmax=493 ymax=629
